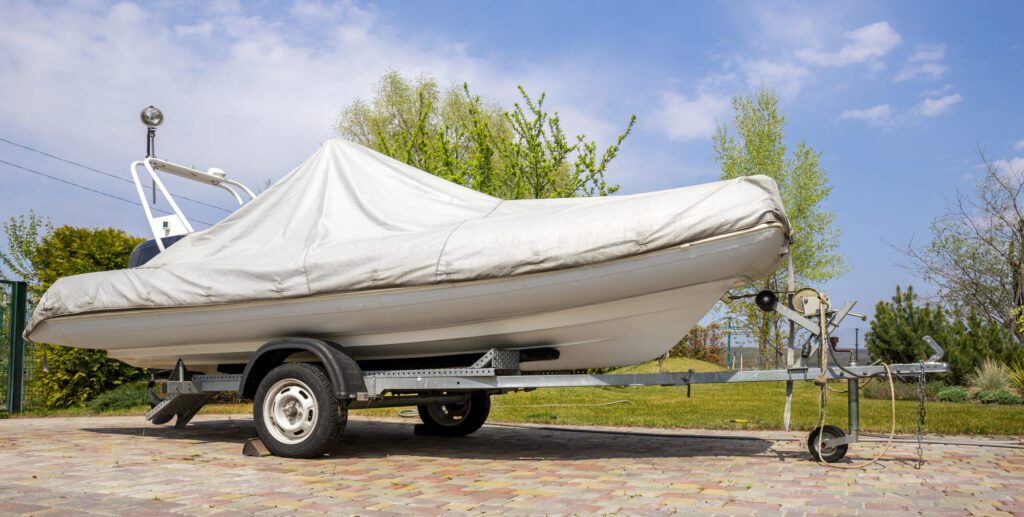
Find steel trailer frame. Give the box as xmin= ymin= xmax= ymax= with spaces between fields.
xmin=153 ymin=353 xmax=945 ymax=458
xmin=147 ymin=294 xmax=948 ymax=461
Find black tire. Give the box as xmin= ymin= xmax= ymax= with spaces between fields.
xmin=807 ymin=425 xmax=849 ymax=463
xmin=417 ymin=391 xmax=491 ymax=437
xmin=253 ymin=363 xmax=346 ymax=458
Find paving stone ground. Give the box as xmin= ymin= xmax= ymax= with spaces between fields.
xmin=0 ymin=414 xmax=1020 ymax=516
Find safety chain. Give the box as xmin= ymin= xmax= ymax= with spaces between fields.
xmin=915 ymin=361 xmax=926 ymax=469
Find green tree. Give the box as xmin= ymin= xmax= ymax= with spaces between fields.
xmin=867 ymin=286 xmax=957 ymax=365
xmin=0 ymin=210 xmax=51 ymax=296
xmin=0 ymin=217 xmax=146 ymax=407
xmin=902 ymin=152 xmax=1024 ymax=344
xmin=336 ymin=71 xmax=636 ymax=199
xmin=669 ymin=323 xmax=726 ymax=366
xmin=712 ymin=88 xmax=845 ymax=366
xmin=867 ymin=285 xmax=1020 ymax=384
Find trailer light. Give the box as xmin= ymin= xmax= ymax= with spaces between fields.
xmin=140 ymin=106 xmax=164 ymax=128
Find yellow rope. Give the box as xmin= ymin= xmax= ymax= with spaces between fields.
xmin=814 ymin=294 xmax=898 ymax=469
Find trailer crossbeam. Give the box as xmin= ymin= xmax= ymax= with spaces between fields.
xmin=167 ymin=362 xmax=946 ymax=398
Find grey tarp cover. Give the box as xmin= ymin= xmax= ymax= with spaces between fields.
xmin=26 ymin=139 xmax=788 ymax=333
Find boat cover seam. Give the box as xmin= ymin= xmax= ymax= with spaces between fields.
xmin=481 ymin=199 xmax=505 ymax=218
xmin=434 ymin=219 xmax=467 ymax=281
xmin=433 ymin=200 xmax=504 ymax=281
xmin=301 ymin=165 xmax=332 ymax=296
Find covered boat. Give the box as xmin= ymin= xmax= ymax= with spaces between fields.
xmin=25 ymin=139 xmax=790 ymax=372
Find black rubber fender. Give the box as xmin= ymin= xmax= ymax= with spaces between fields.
xmin=239 ymin=338 xmax=366 ymax=401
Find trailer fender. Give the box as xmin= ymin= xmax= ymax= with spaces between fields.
xmin=240 ymin=338 xmax=366 ymax=400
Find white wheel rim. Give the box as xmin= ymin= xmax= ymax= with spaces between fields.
xmin=262 ymin=378 xmax=318 ymax=445
xmin=427 ymin=399 xmax=472 ymax=427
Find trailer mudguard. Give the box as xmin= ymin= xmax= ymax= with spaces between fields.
xmin=239 ymin=338 xmax=366 ymax=400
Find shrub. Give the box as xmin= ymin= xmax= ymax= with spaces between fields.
xmin=670 ymin=323 xmax=726 ymax=366
xmin=935 ymin=386 xmax=967 ymax=402
xmin=966 ymin=359 xmax=1013 ymax=397
xmin=6 ymin=222 xmax=147 ymax=408
xmin=977 ymin=389 xmax=1021 ymax=405
xmin=1009 ymin=359 xmax=1024 ymax=395
xmin=861 ymin=379 xmax=944 ymax=401
xmin=86 ymin=382 xmax=148 ymax=412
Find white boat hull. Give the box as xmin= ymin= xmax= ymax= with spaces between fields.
xmin=29 ymin=224 xmax=788 ymax=372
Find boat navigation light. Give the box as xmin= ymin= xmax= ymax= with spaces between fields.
xmin=140 ymin=105 xmax=163 ymax=160
xmin=140 ymin=106 xmax=164 ymax=128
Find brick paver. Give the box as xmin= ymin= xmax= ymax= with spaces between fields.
xmin=0 ymin=415 xmax=1020 ymax=515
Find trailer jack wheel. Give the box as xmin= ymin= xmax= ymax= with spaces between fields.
xmin=253 ymin=363 xmax=347 ymax=458
xmin=416 ymin=391 xmax=490 ymax=437
xmin=807 ymin=425 xmax=848 ymax=463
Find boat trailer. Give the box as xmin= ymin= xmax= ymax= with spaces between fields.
xmin=147 ymin=291 xmax=948 ymax=463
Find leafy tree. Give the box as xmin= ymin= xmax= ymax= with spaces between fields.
xmin=867 ymin=285 xmax=1020 ymax=384
xmin=901 ymin=152 xmax=1024 ymax=345
xmin=712 ymin=88 xmax=845 ymax=366
xmin=336 ymin=71 xmax=635 ymax=199
xmin=867 ymin=285 xmax=957 ymax=363
xmin=0 ymin=217 xmax=146 ymax=407
xmin=0 ymin=210 xmax=51 ymax=296
xmin=669 ymin=323 xmax=726 ymax=365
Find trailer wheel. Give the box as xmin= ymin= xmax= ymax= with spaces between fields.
xmin=417 ymin=391 xmax=490 ymax=437
xmin=807 ymin=425 xmax=848 ymax=463
xmin=254 ymin=363 xmax=346 ymax=458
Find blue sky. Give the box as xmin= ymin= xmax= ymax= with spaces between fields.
xmin=1 ymin=1 xmax=1022 ymax=331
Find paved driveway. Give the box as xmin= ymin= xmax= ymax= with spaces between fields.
xmin=0 ymin=415 xmax=1020 ymax=515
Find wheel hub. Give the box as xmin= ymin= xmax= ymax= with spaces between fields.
xmin=427 ymin=399 xmax=472 ymax=426
xmin=263 ymin=379 xmax=319 ymax=444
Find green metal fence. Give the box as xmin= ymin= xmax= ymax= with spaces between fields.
xmin=2 ymin=280 xmax=42 ymax=413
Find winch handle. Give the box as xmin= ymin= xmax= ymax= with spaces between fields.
xmin=922 ymin=336 xmax=944 ymax=363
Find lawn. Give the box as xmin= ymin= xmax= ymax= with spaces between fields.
xmin=357 ymin=357 xmax=1024 ymax=436
xmin=13 ymin=358 xmax=1024 ymax=436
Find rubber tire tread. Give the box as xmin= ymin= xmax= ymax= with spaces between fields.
xmin=254 ymin=363 xmax=346 ymax=458
xmin=416 ymin=391 xmax=491 ymax=437
xmin=807 ymin=424 xmax=849 ymax=463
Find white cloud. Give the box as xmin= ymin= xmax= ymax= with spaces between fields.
xmin=649 ymin=92 xmax=731 ymax=141
xmin=993 ymin=157 xmax=1024 ymax=175
xmin=173 ymin=22 xmax=213 ymax=38
xmin=742 ymin=60 xmax=809 ymax=98
xmin=894 ymin=44 xmax=949 ymax=82
xmin=840 ymin=92 xmax=962 ymax=128
xmin=647 ymin=56 xmax=808 ymax=143
xmin=797 ymin=21 xmax=902 ymax=67
xmin=990 ymin=157 xmax=1024 ymax=184
xmin=894 ymin=62 xmax=949 ymax=82
xmin=838 ymin=104 xmax=893 ymax=126
xmin=1013 ymin=139 xmax=1024 ymax=151
xmin=917 ymin=94 xmax=963 ymax=117
xmin=0 ymin=1 xmax=624 ymax=200
xmin=920 ymin=84 xmax=954 ymax=97
xmin=908 ymin=43 xmax=946 ymax=62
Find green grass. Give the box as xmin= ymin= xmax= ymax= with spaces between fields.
xmin=11 ymin=357 xmax=1024 ymax=436
xmin=361 ymin=357 xmax=1024 ymax=436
